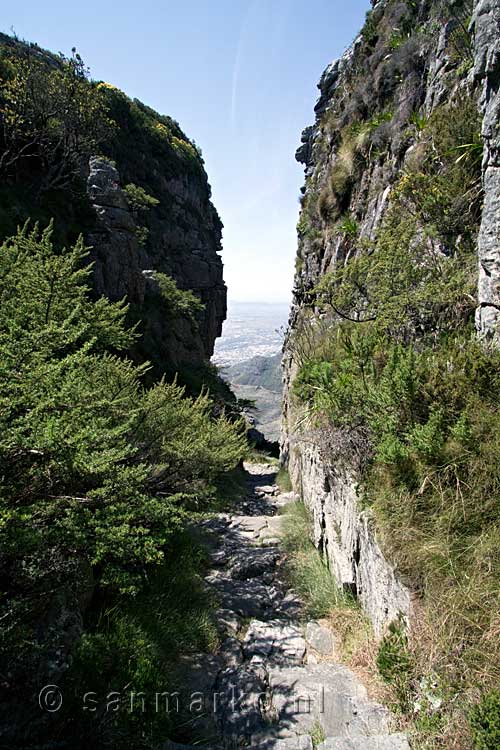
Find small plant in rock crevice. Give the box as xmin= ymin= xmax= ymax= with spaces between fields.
xmin=377 ymin=616 xmax=414 ymax=709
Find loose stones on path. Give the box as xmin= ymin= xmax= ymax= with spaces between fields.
xmin=168 ymin=462 xmax=409 ymax=750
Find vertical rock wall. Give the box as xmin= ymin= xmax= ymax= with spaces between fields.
xmin=87 ymin=155 xmax=226 ymax=369
xmin=473 ymin=0 xmax=500 ymax=341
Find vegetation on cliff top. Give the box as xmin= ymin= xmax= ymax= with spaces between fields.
xmin=0 ymin=34 xmax=214 ymax=248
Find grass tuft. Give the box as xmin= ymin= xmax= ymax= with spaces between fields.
xmin=276 ymin=466 xmax=293 ymax=492
xmin=282 ymin=501 xmax=352 ymax=617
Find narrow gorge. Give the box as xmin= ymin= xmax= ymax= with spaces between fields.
xmin=0 ymin=1 xmax=499 ymax=748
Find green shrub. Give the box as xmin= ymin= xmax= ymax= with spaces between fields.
xmin=0 ymin=224 xmax=245 ymax=696
xmin=0 ymin=45 xmax=112 ymax=193
xmin=377 ymin=617 xmax=413 ymax=700
xmin=64 ymin=529 xmax=218 ymax=747
xmin=123 ymin=182 xmax=160 ymax=211
xmin=338 ymin=213 xmax=359 ymax=239
xmin=153 ymin=271 xmax=205 ymax=322
xmin=470 ymin=691 xmax=500 ymax=750
xmin=362 ymin=10 xmax=379 ymax=46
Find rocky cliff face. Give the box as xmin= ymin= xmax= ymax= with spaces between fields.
xmin=474 ymin=0 xmax=500 ymax=341
xmin=87 ymin=153 xmax=226 ymax=370
xmin=282 ymin=0 xmax=499 ymax=635
xmin=88 ymin=85 xmax=228 ymax=372
xmin=0 ymin=33 xmax=227 ymax=373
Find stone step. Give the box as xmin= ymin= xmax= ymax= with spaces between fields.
xmin=318 ymin=734 xmax=410 ymax=749
xmin=206 ymin=574 xmax=283 ymax=618
xmin=268 ymin=664 xmax=391 ymax=738
xmin=305 ymin=621 xmax=335 ymax=656
xmin=229 ymin=547 xmax=281 ymax=580
xmin=243 ymin=619 xmax=306 ymax=666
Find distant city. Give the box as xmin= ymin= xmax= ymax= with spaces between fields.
xmin=213 ymin=301 xmax=290 ymax=367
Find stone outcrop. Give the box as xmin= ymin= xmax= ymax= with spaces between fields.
xmin=87 ymin=156 xmax=146 ymax=303
xmin=289 ymin=444 xmax=410 ymax=637
xmin=87 ymin=155 xmax=226 ymax=369
xmin=473 ymin=0 xmax=500 ymax=341
xmin=282 ymin=0 xmax=499 ymax=635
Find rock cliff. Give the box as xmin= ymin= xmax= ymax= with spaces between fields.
xmin=87 ymin=152 xmax=226 ymax=370
xmin=282 ymin=0 xmax=499 ymax=635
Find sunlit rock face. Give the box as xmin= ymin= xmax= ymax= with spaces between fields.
xmin=473 ymin=0 xmax=500 ymax=342
xmin=282 ymin=0 xmax=500 ymax=635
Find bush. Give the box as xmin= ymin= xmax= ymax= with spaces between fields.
xmin=0 ymin=225 xmax=246 ymax=708
xmin=377 ymin=617 xmax=414 ymax=707
xmin=65 ymin=530 xmax=219 ymax=748
xmin=0 ymin=45 xmax=112 ymax=193
xmin=123 ymin=182 xmax=160 ymax=211
xmin=153 ymin=271 xmax=205 ymax=322
xmin=470 ymin=691 xmax=500 ymax=750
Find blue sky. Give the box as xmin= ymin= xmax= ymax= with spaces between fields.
xmin=3 ymin=0 xmax=370 ymax=302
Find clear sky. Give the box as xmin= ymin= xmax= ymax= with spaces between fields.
xmin=3 ymin=0 xmax=370 ymax=303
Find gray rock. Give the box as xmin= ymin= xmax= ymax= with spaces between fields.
xmin=215 ymin=608 xmax=241 ymax=635
xmin=257 ymin=485 xmax=280 ymax=496
xmin=244 ymin=620 xmax=306 ymax=666
xmin=284 ymin=443 xmax=410 ymax=637
xmin=318 ymin=735 xmax=410 ymax=750
xmin=279 ymin=591 xmax=304 ymax=618
xmin=230 ymin=516 xmax=270 ymax=538
xmin=254 ymin=737 xmax=314 ymax=750
xmin=306 ymin=622 xmax=334 ymax=656
xmin=268 ymin=663 xmax=370 ymax=737
xmin=209 ymin=576 xmax=282 ymax=618
xmin=216 ymin=665 xmax=268 ymax=741
xmin=219 ymin=637 xmax=243 ymax=668
xmin=87 ymin=156 xmax=145 ymax=305
xmin=229 ymin=548 xmax=281 ymax=580
xmin=176 ymin=653 xmax=222 ymax=696
xmin=473 ymin=0 xmax=500 ymax=343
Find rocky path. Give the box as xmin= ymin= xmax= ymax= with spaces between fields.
xmin=167 ymin=463 xmax=409 ymax=750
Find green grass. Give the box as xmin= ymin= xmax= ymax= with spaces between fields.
xmin=276 ymin=466 xmax=293 ymax=492
xmin=282 ymin=501 xmax=353 ymax=618
xmin=245 ymin=446 xmax=279 ymax=465
xmin=62 ymin=529 xmax=219 ymax=748
xmin=310 ymin=720 xmax=326 ymax=748
xmin=212 ymin=465 xmax=248 ymax=511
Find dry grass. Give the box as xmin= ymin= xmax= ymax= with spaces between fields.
xmin=324 ymin=608 xmax=388 ymax=704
